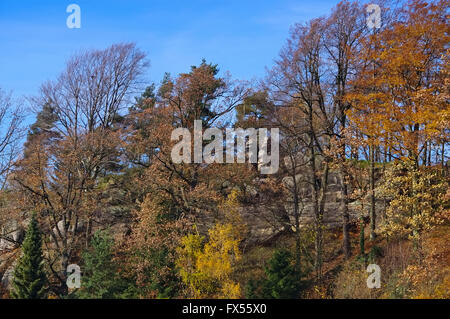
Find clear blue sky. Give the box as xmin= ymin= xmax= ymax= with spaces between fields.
xmin=0 ymin=0 xmax=343 ymax=99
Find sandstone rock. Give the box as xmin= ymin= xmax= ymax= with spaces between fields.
xmin=1 ymin=263 xmax=15 ymax=291
xmin=0 ymin=253 xmax=18 ymax=293
xmin=0 ymin=220 xmax=24 ymax=251
xmin=52 ymin=220 xmax=85 ymax=237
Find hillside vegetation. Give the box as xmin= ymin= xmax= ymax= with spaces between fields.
xmin=0 ymin=0 xmax=448 ymax=299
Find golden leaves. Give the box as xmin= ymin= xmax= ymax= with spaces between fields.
xmin=346 ymin=0 xmax=449 ymax=161
xmin=176 ymin=191 xmax=244 ymax=299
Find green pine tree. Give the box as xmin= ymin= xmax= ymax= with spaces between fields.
xmin=76 ymin=230 xmax=136 ymax=299
xmin=262 ymin=249 xmax=301 ymax=299
xmin=245 ymin=278 xmax=261 ymax=299
xmin=11 ymin=213 xmax=47 ymax=299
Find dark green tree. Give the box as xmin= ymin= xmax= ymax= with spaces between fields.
xmin=131 ymin=84 xmax=157 ymax=112
xmin=11 ymin=213 xmax=47 ymax=299
xmin=76 ymin=230 xmax=136 ymax=299
xmin=245 ymin=278 xmax=261 ymax=299
xmin=29 ymin=102 xmax=58 ymax=135
xmin=235 ymin=91 xmax=272 ymax=128
xmin=262 ymin=249 xmax=301 ymax=299
xmin=23 ymin=102 xmax=59 ymax=160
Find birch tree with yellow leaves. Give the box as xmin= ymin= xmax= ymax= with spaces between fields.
xmin=176 ymin=190 xmax=245 ymax=298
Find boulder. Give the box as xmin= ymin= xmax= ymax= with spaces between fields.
xmin=52 ymin=220 xmax=85 ymax=237
xmin=0 ymin=252 xmax=18 ymax=293
xmin=1 ymin=263 xmax=16 ymax=291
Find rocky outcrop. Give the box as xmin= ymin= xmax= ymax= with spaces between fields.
xmin=0 ymin=220 xmax=24 ymax=251
xmin=1 ymin=262 xmax=16 ymax=292
xmin=0 ymin=158 xmax=386 ymax=282
xmin=0 ymin=249 xmax=19 ymax=293
xmin=283 ymin=169 xmax=385 ymax=228
xmin=194 ymin=167 xmax=385 ymax=246
xmin=234 ymin=158 xmax=385 ymax=244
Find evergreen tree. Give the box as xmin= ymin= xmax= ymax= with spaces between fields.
xmin=12 ymin=213 xmax=47 ymax=299
xmin=235 ymin=91 xmax=271 ymax=128
xmin=76 ymin=230 xmax=136 ymax=299
xmin=131 ymin=84 xmax=157 ymax=112
xmin=23 ymin=102 xmax=59 ymax=160
xmin=262 ymin=249 xmax=301 ymax=299
xmin=245 ymin=278 xmax=261 ymax=299
xmin=29 ymin=102 xmax=58 ymax=135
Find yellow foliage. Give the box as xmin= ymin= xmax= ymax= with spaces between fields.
xmin=379 ymin=160 xmax=448 ymax=242
xmin=176 ymin=190 xmax=244 ymax=298
xmin=346 ymin=0 xmax=449 ymax=162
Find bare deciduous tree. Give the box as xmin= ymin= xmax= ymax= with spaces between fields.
xmin=0 ymin=89 xmax=25 ymax=189
xmin=265 ymin=18 xmax=336 ymax=278
xmin=36 ymin=43 xmax=148 ymax=139
xmin=0 ymin=88 xmax=25 ymax=249
xmin=12 ymin=43 xmax=148 ymax=294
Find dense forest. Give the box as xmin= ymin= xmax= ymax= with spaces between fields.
xmin=0 ymin=0 xmax=448 ymax=299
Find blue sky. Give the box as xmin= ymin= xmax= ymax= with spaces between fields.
xmin=0 ymin=0 xmax=343 ymax=99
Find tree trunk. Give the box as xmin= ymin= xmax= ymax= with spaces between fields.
xmin=309 ymin=142 xmax=322 ymax=278
xmin=292 ymin=169 xmax=301 ymax=272
xmin=341 ymin=143 xmax=351 ymax=259
xmin=370 ymin=144 xmax=376 ymax=241
xmin=342 ymin=180 xmax=351 ymax=259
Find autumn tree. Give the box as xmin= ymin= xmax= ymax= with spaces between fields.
xmin=234 ymin=90 xmax=307 ymax=270
xmin=125 ymin=194 xmax=183 ymax=298
xmin=12 ymin=43 xmax=148 ymax=294
xmin=265 ymin=18 xmax=336 ymax=278
xmin=176 ymin=190 xmax=244 ymax=298
xmin=346 ymin=0 xmax=449 ymax=241
xmin=0 ymin=88 xmax=25 ymax=247
xmin=0 ymin=89 xmax=24 ymax=188
xmin=347 ymin=0 xmax=449 ymax=166
xmin=124 ymin=61 xmax=251 ymax=298
xmin=322 ymin=0 xmax=367 ymax=258
xmin=379 ymin=160 xmax=448 ymax=244
xmin=259 ymin=100 xmax=309 ymax=271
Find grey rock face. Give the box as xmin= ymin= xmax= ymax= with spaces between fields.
xmin=0 ymin=251 xmax=19 ymax=292
xmin=1 ymin=263 xmax=16 ymax=291
xmin=235 ymin=163 xmax=385 ymax=244
xmin=0 ymin=220 xmax=24 ymax=251
xmin=52 ymin=220 xmax=85 ymax=238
